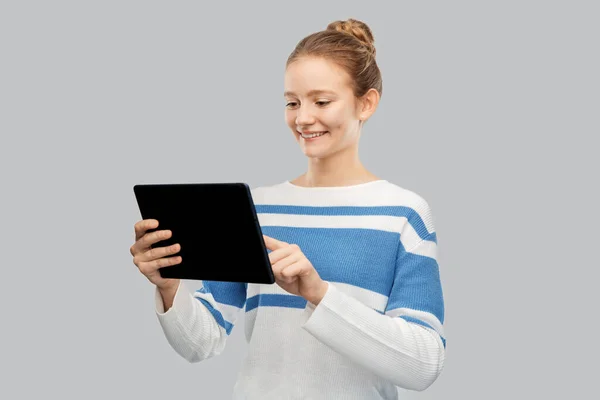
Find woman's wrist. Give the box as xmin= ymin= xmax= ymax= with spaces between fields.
xmin=305 ymin=281 xmax=329 ymax=305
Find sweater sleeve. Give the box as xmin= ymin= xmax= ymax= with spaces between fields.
xmin=155 ymin=279 xmax=247 ymax=363
xmin=302 ymin=210 xmax=445 ymax=391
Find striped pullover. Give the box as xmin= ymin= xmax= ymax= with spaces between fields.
xmin=155 ymin=179 xmax=446 ymax=399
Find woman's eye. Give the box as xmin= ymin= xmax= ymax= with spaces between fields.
xmin=286 ymin=102 xmax=298 ymax=108
xmin=316 ymin=101 xmax=331 ymax=107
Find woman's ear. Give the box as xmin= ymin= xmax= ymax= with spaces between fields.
xmin=357 ymin=88 xmax=380 ymax=121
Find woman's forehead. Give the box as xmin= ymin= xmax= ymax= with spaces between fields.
xmin=284 ymin=58 xmax=351 ymax=96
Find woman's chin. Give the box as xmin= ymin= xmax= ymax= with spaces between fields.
xmin=296 ymin=134 xmax=336 ymax=158
xmin=301 ymin=147 xmax=331 ymax=159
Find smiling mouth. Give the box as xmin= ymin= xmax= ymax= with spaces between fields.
xmin=298 ymin=131 xmax=328 ymax=139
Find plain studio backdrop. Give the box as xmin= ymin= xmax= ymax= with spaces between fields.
xmin=1 ymin=1 xmax=598 ymax=399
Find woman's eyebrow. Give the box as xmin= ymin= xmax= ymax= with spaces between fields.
xmin=284 ymin=89 xmax=336 ymax=97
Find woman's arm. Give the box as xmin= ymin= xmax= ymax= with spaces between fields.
xmin=155 ymin=280 xmax=247 ymax=363
xmin=302 ymin=227 xmax=446 ymax=391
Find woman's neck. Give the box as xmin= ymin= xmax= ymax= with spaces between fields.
xmin=291 ymin=148 xmax=379 ymax=188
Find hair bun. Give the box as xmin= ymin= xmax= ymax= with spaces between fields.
xmin=326 ymin=18 xmax=376 ymax=55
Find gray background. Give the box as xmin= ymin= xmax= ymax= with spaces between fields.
xmin=1 ymin=0 xmax=598 ymax=398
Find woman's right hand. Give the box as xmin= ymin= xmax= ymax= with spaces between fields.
xmin=131 ymin=219 xmax=182 ymax=290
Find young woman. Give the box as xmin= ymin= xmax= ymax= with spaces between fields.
xmin=131 ymin=18 xmax=446 ymax=399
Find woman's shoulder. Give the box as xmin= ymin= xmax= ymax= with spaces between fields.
xmin=370 ymin=180 xmax=433 ymax=213
xmin=381 ymin=181 xmax=437 ymax=236
xmin=248 ymin=180 xmax=288 ymax=197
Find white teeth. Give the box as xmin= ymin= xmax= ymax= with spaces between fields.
xmin=301 ymin=131 xmax=327 ymax=139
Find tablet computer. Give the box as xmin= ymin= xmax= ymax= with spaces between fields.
xmin=133 ymin=182 xmax=275 ymax=284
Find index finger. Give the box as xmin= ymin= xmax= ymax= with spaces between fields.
xmin=135 ymin=219 xmax=158 ymax=240
xmin=263 ymin=235 xmax=288 ymax=251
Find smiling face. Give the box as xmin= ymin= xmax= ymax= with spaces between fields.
xmin=284 ymin=57 xmax=365 ymax=159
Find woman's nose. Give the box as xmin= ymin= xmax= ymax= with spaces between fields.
xmin=295 ymin=105 xmax=316 ymax=126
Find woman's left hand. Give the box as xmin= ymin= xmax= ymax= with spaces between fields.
xmin=263 ymin=235 xmax=329 ymax=305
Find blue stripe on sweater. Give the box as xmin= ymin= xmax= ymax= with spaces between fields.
xmin=255 ymin=205 xmax=436 ymax=243
xmin=385 ymin=240 xmax=444 ymax=324
xmin=194 ymin=297 xmax=234 ymax=335
xmin=198 ymin=281 xmax=247 ymax=308
xmin=260 ymin=226 xmax=399 ymax=296
xmin=245 ymin=294 xmax=307 ymax=312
